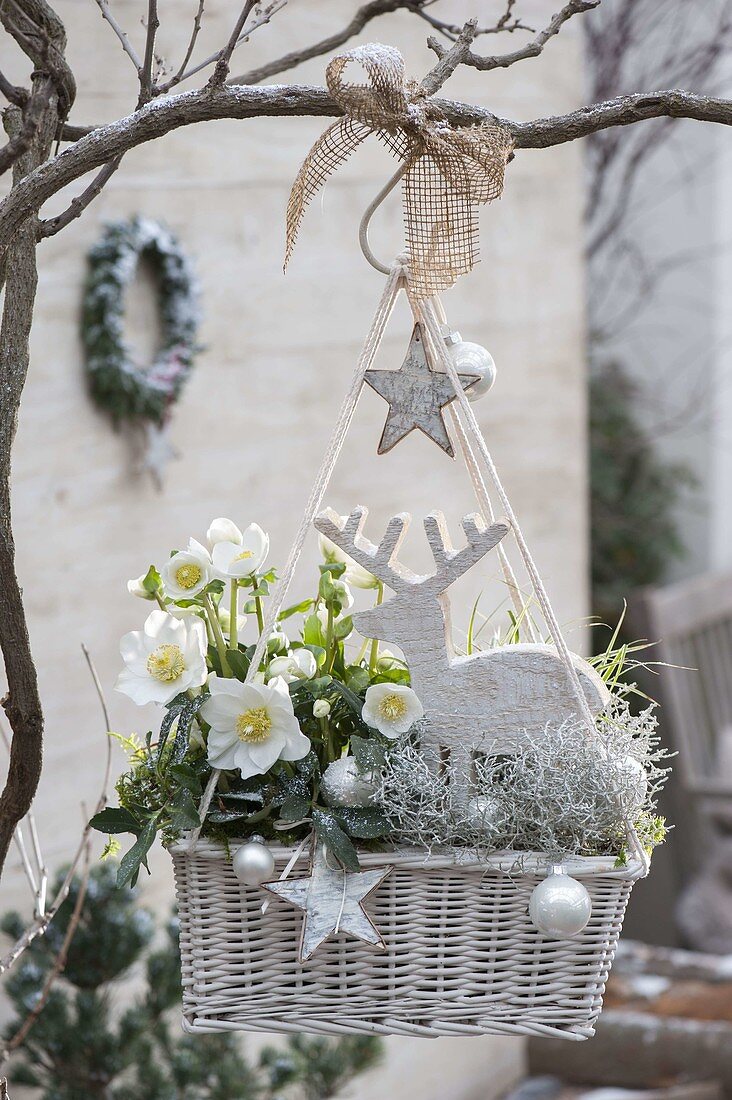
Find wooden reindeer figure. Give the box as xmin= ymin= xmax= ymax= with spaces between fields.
xmin=315 ymin=506 xmax=609 ymax=791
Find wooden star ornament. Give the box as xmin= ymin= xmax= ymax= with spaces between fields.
xmin=365 ymin=322 xmax=477 ymax=457
xmin=261 ymin=840 xmax=391 ymax=962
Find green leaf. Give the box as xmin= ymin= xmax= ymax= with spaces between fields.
xmin=207 ymin=643 xmax=223 ymax=676
xmin=141 ymin=564 xmax=162 ymax=594
xmin=89 ymin=806 xmax=141 ymax=836
xmin=312 ymin=809 xmax=360 ymax=872
xmin=334 ymin=807 xmax=390 ymax=839
xmin=319 ymin=560 xmax=347 ymax=579
xmin=334 ymin=616 xmax=353 ymax=640
xmin=278 ymin=598 xmax=313 ymax=621
xmin=117 ymin=817 xmax=158 ymax=888
xmin=206 ymin=809 xmax=249 ymax=823
xmin=303 ymin=614 xmax=325 ymax=648
xmin=169 ymin=789 xmax=201 ymax=832
xmin=331 ymin=679 xmax=364 ymax=719
xmin=168 ymin=763 xmax=203 ymax=796
xmin=226 ymin=647 xmax=250 ymax=681
xmin=280 ymin=794 xmax=310 ymax=822
xmin=350 ymin=735 xmax=386 ymax=771
xmin=345 ymin=666 xmax=370 ymax=694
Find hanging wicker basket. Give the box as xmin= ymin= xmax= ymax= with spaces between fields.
xmin=170 ymin=839 xmax=645 ymax=1040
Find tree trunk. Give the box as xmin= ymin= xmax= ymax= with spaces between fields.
xmin=0 ymin=87 xmax=59 ymax=875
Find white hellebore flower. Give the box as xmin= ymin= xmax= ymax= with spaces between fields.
xmin=313 ymin=699 xmax=331 ymax=719
xmin=116 ymin=610 xmax=208 ymax=706
xmin=207 ymin=517 xmax=244 ymax=547
xmin=162 ymin=538 xmax=212 ymax=599
xmin=319 ymin=533 xmax=379 ymax=590
xmin=267 ymin=650 xmax=317 ymax=684
xmin=202 ymin=675 xmax=310 ymax=779
xmin=362 ymin=683 xmax=424 ymax=738
xmin=127 ymin=574 xmax=155 ymax=600
xmin=212 ymin=523 xmax=269 ymax=580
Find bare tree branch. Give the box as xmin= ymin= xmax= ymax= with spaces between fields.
xmin=412 ymin=0 xmax=533 ymax=41
xmin=158 ymin=0 xmax=205 ymax=94
xmin=0 ymin=82 xmax=52 ymax=175
xmin=208 ymin=1 xmax=257 ymax=87
xmin=427 ymin=0 xmax=600 ymax=72
xmin=421 ymin=19 xmax=478 ymax=96
xmin=230 ymin=0 xmax=421 ymax=85
xmin=138 ymin=0 xmax=159 ymax=105
xmin=39 ymin=155 xmax=122 ymax=237
xmin=0 ymin=69 xmax=28 ymax=107
xmin=176 ymin=0 xmax=286 ymax=87
xmin=1 ymin=82 xmax=730 ymax=255
xmin=93 ymin=0 xmax=142 ymax=70
xmin=0 ymin=646 xmax=112 ymax=974
xmin=1 ymin=840 xmax=90 ymax=1064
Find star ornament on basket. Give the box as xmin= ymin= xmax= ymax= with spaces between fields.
xmin=261 ymin=840 xmax=392 ymax=963
xmin=365 ymin=322 xmax=478 ymax=457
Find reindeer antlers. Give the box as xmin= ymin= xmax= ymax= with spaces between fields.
xmin=315 ymin=506 xmax=510 ymax=594
xmin=315 ymin=506 xmax=416 ymax=591
xmin=423 ymin=512 xmax=510 ymax=594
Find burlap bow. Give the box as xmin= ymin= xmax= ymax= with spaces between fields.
xmin=285 ymin=44 xmax=514 ymax=298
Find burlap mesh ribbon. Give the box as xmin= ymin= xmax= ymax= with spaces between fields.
xmin=284 ymin=44 xmax=514 ymax=298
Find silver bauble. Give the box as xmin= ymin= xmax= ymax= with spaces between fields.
xmin=321 ymin=757 xmax=376 ymax=808
xmin=464 ymin=794 xmax=503 ymax=833
xmin=529 ymin=868 xmax=592 ymax=939
xmin=444 ymin=335 xmax=497 ymax=401
xmin=232 ymin=839 xmax=275 ymax=886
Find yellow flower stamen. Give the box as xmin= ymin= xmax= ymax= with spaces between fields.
xmin=175 ymin=563 xmax=202 ymax=590
xmin=379 ymin=693 xmax=407 ymax=721
xmin=234 ymin=549 xmax=254 ymax=562
xmin=236 ymin=706 xmax=272 ymax=743
xmin=146 ymin=643 xmax=185 ymax=683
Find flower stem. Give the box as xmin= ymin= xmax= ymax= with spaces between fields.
xmin=325 ymin=605 xmax=336 ymax=673
xmin=155 ymin=593 xmax=167 ymax=612
xmin=368 ymin=581 xmax=384 ymax=676
xmin=320 ymin=715 xmax=335 ymax=763
xmin=251 ymin=573 xmax=265 ymax=636
xmin=229 ymin=579 xmax=239 ymax=650
xmin=203 ymin=593 xmax=231 ymax=676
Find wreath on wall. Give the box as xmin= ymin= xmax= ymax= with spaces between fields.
xmin=81 ymin=216 xmax=200 ymax=429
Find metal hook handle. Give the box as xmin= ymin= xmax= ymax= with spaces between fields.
xmin=358 ymin=162 xmax=408 ymax=274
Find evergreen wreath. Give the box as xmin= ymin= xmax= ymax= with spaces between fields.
xmin=81 ymin=216 xmax=200 ymax=427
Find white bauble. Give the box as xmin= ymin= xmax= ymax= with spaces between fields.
xmin=321 ymin=757 xmax=376 ymax=808
xmin=529 ymin=870 xmax=592 ymax=939
xmin=446 ymin=338 xmax=497 ymax=401
xmin=232 ymin=840 xmax=275 ymax=886
xmin=615 ymin=755 xmax=648 ymax=814
xmin=464 ymin=794 xmax=503 ymax=833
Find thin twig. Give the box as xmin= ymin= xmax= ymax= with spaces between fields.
xmin=94 ymin=0 xmax=143 ymax=70
xmin=208 ymin=1 xmax=258 ymax=87
xmin=158 ymin=0 xmax=205 ymax=94
xmin=230 ymin=0 xmax=411 ymax=85
xmin=176 ymin=0 xmax=286 ymax=86
xmin=39 ymin=155 xmax=122 ymax=238
xmin=412 ymin=0 xmax=532 ymax=41
xmin=0 ymin=70 xmax=28 ymax=107
xmin=1 ymin=841 xmax=91 ymax=1062
xmin=427 ymin=0 xmax=601 ymax=72
xmin=0 ymin=646 xmax=111 ymax=976
xmin=421 ymin=19 xmax=479 ymax=96
xmin=138 ymin=0 xmax=159 ymax=105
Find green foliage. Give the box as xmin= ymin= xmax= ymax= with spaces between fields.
xmin=2 ymin=865 xmax=381 ymax=1099
xmin=589 ymin=362 xmax=694 ymax=625
xmin=81 ymin=217 xmax=200 ymax=428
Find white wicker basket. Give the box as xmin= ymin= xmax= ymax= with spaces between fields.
xmin=170 ymin=838 xmax=645 ymax=1040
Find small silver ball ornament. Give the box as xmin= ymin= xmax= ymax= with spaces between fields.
xmin=321 ymin=757 xmax=376 ymax=808
xmin=443 ymin=330 xmax=497 ymax=401
xmin=529 ymin=867 xmax=592 ymax=939
xmin=232 ymin=837 xmax=275 ymax=886
xmin=464 ymin=794 xmax=503 ymax=833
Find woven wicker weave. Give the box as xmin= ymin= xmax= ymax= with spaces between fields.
xmin=170 ymin=839 xmax=645 ymax=1040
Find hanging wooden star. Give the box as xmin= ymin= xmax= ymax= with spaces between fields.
xmin=365 ymin=322 xmax=477 ymax=457
xmin=261 ymin=841 xmax=391 ymax=962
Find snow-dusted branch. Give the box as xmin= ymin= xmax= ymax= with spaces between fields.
xmin=1 ymin=82 xmax=730 ymax=255
xmin=428 ymin=0 xmax=600 ymax=72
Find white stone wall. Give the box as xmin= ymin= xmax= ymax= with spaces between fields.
xmin=1 ymin=2 xmax=588 ymax=1095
